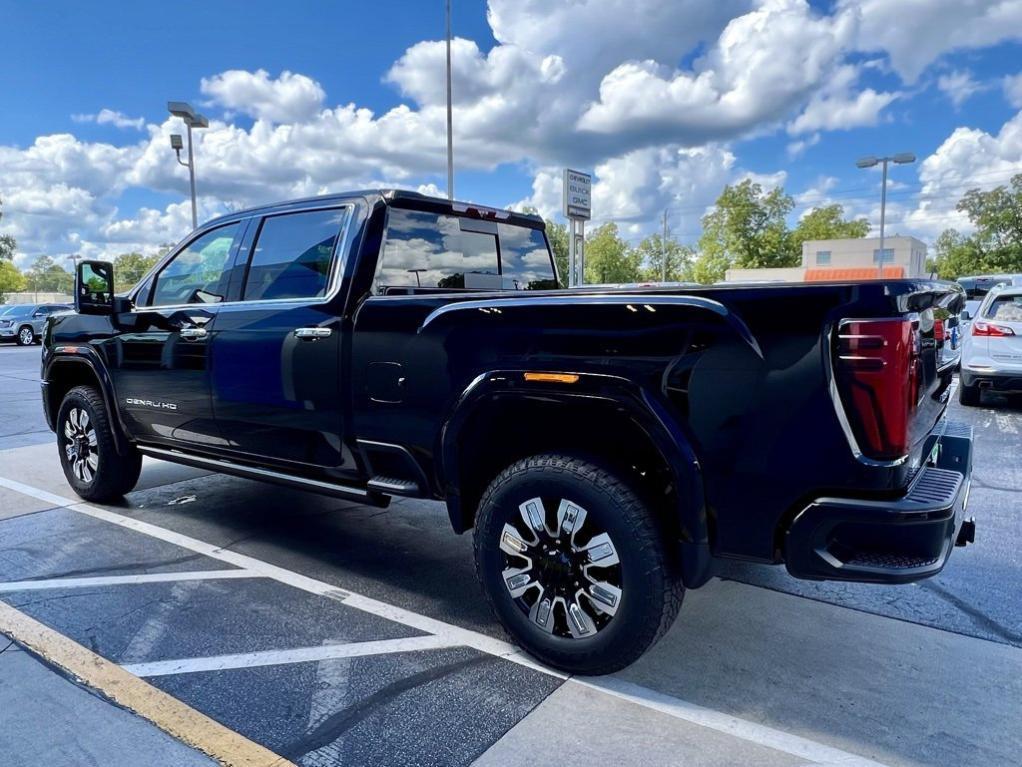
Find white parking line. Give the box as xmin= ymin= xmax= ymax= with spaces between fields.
xmin=0 ymin=473 xmax=892 ymax=767
xmin=0 ymin=569 xmax=256 ymax=592
xmin=123 ymin=635 xmax=461 ymax=677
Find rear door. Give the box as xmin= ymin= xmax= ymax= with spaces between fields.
xmin=109 ymin=221 xmax=245 ymax=446
xmin=209 ymin=205 xmax=353 ymax=469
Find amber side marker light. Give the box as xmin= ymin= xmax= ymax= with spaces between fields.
xmin=523 ymin=372 xmax=580 ymax=384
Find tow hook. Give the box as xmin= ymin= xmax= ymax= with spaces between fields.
xmin=956 ymin=517 xmax=976 ymax=547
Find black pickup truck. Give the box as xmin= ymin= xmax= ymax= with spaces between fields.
xmin=42 ymin=190 xmax=975 ymax=673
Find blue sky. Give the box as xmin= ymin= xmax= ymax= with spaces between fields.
xmin=1 ymin=0 xmax=1021 ymax=266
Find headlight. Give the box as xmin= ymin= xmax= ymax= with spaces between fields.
xmin=0 ymin=320 xmax=10 ymax=328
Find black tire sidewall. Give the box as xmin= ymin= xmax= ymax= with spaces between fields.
xmin=56 ymin=387 xmax=139 ymax=500
xmin=475 ymin=457 xmax=674 ymax=673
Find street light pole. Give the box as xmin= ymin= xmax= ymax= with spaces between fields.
xmin=855 ymin=152 xmax=915 ymax=278
xmin=662 ymin=209 xmax=669 ymax=282
xmin=445 ymin=0 xmax=454 ymax=201
xmin=168 ymin=102 xmax=209 ymax=230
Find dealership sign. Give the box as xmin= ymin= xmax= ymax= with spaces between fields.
xmin=563 ymin=169 xmax=592 ymax=220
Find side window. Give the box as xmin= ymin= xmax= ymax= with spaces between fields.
xmin=151 ymin=223 xmax=240 ymax=307
xmin=497 ymin=224 xmax=558 ymax=290
xmin=376 ymin=209 xmax=500 ymax=294
xmin=243 ymin=208 xmax=347 ymax=301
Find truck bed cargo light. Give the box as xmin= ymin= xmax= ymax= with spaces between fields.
xmin=523 ymin=373 xmax=580 ymax=384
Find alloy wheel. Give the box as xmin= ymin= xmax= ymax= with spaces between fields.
xmin=63 ymin=407 xmax=99 ymax=483
xmin=499 ymin=497 xmax=622 ymax=639
xmin=18 ymin=327 xmax=33 ymax=345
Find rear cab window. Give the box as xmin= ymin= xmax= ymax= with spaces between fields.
xmin=375 ymin=208 xmax=558 ymax=294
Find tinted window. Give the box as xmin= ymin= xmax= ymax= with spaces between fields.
xmin=498 ymin=224 xmax=558 ymax=290
xmin=151 ymin=223 xmax=240 ymax=307
xmin=986 ymin=295 xmax=1022 ymax=322
xmin=244 ymin=208 xmax=346 ymax=301
xmin=816 ymin=250 xmax=831 ymax=265
xmin=377 ymin=209 xmax=500 ymax=293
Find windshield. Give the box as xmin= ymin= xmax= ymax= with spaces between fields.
xmin=1 ymin=305 xmax=33 ymax=318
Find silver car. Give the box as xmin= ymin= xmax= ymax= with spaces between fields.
xmin=959 ymin=286 xmax=1022 ymax=405
xmin=0 ymin=303 xmax=72 ymax=346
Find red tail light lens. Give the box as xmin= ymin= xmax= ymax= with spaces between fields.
xmin=933 ymin=318 xmax=945 ymax=342
xmin=972 ymin=321 xmax=1015 ymax=337
xmin=836 ymin=319 xmax=920 ymax=461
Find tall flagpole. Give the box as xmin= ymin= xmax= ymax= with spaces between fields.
xmin=445 ymin=0 xmax=454 ymax=201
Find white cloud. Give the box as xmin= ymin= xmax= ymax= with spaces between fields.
xmin=787 ymin=133 xmax=821 ymax=158
xmin=72 ymin=109 xmax=146 ymax=130
xmin=200 ymin=69 xmax=326 ymax=123
xmin=788 ymin=65 xmax=898 ymax=134
xmin=1004 ymin=72 xmax=1022 ymax=109
xmin=900 ymin=109 xmax=1022 ymax=239
xmin=937 ymin=70 xmax=983 ymax=109
xmin=578 ymin=0 xmax=857 ymax=145
xmin=844 ymin=0 xmax=1022 ymax=83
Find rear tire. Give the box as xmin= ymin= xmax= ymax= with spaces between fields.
xmin=57 ymin=386 xmax=142 ymax=502
xmin=16 ymin=325 xmax=34 ymax=346
xmin=959 ymin=381 xmax=980 ymax=406
xmin=473 ymin=454 xmax=683 ymax=674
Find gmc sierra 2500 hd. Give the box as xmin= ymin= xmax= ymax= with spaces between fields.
xmin=42 ymin=190 xmax=975 ymax=673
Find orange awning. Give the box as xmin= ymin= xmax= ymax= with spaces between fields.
xmin=804 ymin=266 xmax=905 ymax=282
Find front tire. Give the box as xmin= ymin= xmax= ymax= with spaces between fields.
xmin=474 ymin=454 xmax=683 ymax=674
xmin=16 ymin=325 xmax=35 ymax=346
xmin=57 ymin=386 xmax=142 ymax=502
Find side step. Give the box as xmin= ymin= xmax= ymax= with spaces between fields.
xmin=137 ymin=446 xmax=389 ymax=507
xmin=367 ymin=475 xmax=422 ymax=496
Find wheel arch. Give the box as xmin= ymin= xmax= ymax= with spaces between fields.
xmin=45 ymin=354 xmax=131 ymax=455
xmin=439 ymin=372 xmax=713 ymax=588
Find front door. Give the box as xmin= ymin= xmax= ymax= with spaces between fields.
xmin=109 ymin=221 xmax=244 ymax=447
xmin=210 ymin=206 xmax=351 ymax=469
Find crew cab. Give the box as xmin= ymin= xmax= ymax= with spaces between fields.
xmin=41 ymin=190 xmax=975 ymax=673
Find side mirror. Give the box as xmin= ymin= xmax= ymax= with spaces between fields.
xmin=76 ymin=260 xmax=116 ymax=315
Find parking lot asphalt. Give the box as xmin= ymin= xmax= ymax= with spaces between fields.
xmin=1 ymin=342 xmax=1020 ymax=766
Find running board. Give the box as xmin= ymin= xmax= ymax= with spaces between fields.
xmin=137 ymin=446 xmax=389 ymax=507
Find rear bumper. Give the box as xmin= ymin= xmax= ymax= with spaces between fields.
xmin=785 ymin=420 xmax=974 ymax=584
xmin=960 ymin=369 xmax=1022 ymax=393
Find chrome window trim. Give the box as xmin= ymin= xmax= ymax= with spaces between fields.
xmin=132 ymin=202 xmax=358 ymax=313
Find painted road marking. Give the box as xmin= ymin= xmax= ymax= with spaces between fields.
xmin=0 ymin=569 xmax=256 ymax=592
xmin=123 ymin=635 xmax=462 ymax=677
xmin=0 ymin=600 xmax=295 ymax=767
xmin=0 ymin=473 xmax=892 ymax=767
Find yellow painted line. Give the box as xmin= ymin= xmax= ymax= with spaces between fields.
xmin=0 ymin=600 xmax=295 ymax=767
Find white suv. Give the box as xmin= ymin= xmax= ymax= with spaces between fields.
xmin=959 ymin=286 xmax=1022 ymax=405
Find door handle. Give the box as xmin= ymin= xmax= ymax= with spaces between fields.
xmin=294 ymin=327 xmax=332 ymax=340
xmin=179 ymin=327 xmax=208 ymax=340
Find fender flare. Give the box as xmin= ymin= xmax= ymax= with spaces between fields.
xmin=439 ymin=370 xmax=714 ymax=588
xmin=44 ymin=350 xmax=132 ymax=456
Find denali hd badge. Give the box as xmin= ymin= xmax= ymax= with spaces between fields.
xmin=126 ymin=398 xmax=178 ymax=411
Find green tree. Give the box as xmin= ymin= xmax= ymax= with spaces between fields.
xmin=634 ymin=233 xmax=694 ymax=282
xmin=26 ymin=255 xmax=73 ymax=294
xmin=790 ymin=204 xmax=870 ymax=254
xmin=113 ymin=251 xmax=161 ymax=292
xmin=694 ymin=180 xmax=796 ymax=283
xmin=545 ymin=219 xmax=569 ymax=285
xmin=583 ymin=223 xmax=642 ymax=284
xmin=0 ymin=260 xmax=26 ymax=301
xmin=0 ymin=195 xmax=16 ymax=262
xmin=929 ymin=174 xmax=1022 ymax=279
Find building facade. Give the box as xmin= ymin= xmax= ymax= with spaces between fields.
xmin=725 ymin=236 xmax=929 ymax=282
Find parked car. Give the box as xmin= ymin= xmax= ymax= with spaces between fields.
xmin=0 ymin=303 xmax=72 ymax=345
xmin=959 ymin=285 xmax=1022 ymax=405
xmin=956 ymin=274 xmax=1022 ymax=299
xmin=40 ymin=191 xmax=974 ymax=673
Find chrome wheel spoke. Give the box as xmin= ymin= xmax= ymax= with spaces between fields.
xmin=583 ymin=533 xmax=620 ymax=567
xmin=63 ymin=421 xmax=75 ymax=440
xmin=69 ymin=409 xmax=80 ymax=431
xmin=518 ymin=497 xmax=547 ymax=539
xmin=87 ymin=431 xmax=98 ymax=448
xmin=583 ymin=579 xmax=622 ymax=616
xmin=500 ymin=523 xmax=532 ymax=556
xmin=86 ymin=453 xmax=99 ymax=471
xmin=528 ymin=592 xmax=555 ymax=633
xmin=566 ymin=598 xmax=597 ymax=638
xmin=81 ymin=462 xmax=94 ymax=482
xmin=79 ymin=411 xmax=90 ymax=432
xmin=64 ymin=443 xmax=75 ymax=460
xmin=502 ymin=566 xmax=535 ymax=599
xmin=556 ymin=499 xmax=587 ymax=546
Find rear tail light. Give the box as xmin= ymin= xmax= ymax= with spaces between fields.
xmin=933 ymin=318 xmax=945 ymax=342
xmin=835 ymin=318 xmax=920 ymax=461
xmin=972 ymin=321 xmax=1015 ymax=337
